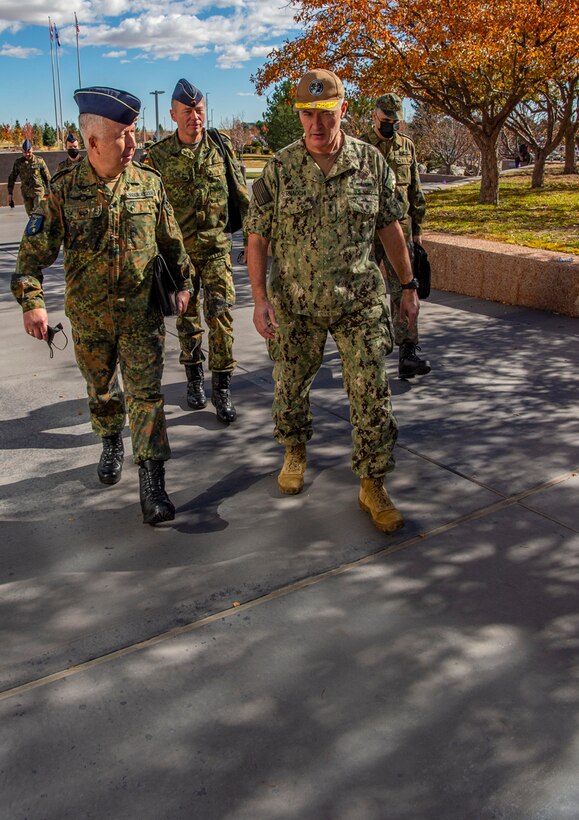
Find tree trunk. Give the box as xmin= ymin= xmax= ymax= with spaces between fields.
xmin=563 ymin=123 xmax=578 ymax=174
xmin=531 ymin=148 xmax=548 ymax=188
xmin=478 ymin=141 xmax=500 ymax=204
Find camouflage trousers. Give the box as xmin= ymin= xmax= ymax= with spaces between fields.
xmin=72 ymin=321 xmax=171 ymax=464
xmin=379 ymin=220 xmax=419 ymax=346
xmin=271 ymin=300 xmax=398 ymax=478
xmin=23 ymin=195 xmax=43 ymax=216
xmin=177 ymin=253 xmax=236 ymax=373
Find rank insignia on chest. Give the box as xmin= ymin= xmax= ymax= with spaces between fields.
xmin=26 ymin=213 xmax=45 ymax=236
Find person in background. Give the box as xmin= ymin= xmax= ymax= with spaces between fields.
xmin=515 ymin=143 xmax=532 ymax=167
xmin=8 ymin=139 xmax=51 ymax=215
xmin=11 ymin=86 xmax=193 ymax=526
xmin=54 ymin=132 xmax=83 ymax=174
xmin=360 ymin=94 xmax=431 ymax=380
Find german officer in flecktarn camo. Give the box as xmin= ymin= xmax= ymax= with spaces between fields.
xmin=11 ymin=86 xmax=194 ymax=526
xmin=8 ymin=139 xmax=51 ymax=215
xmin=146 ymin=79 xmax=249 ymax=424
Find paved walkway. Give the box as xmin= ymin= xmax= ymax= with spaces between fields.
xmin=1 ymin=205 xmax=578 ymax=819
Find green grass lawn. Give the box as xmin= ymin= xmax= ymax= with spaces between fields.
xmin=425 ymin=166 xmax=579 ymax=256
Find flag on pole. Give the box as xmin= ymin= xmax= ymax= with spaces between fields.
xmin=54 ymin=25 xmax=61 ymax=47
xmin=49 ymin=19 xmax=53 ymax=41
xmin=74 ymin=12 xmax=82 ymax=87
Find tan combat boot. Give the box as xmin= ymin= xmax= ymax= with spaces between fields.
xmin=359 ymin=478 xmax=404 ymax=533
xmin=278 ymin=444 xmax=307 ymax=495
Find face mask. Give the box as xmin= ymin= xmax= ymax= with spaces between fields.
xmin=67 ymin=148 xmax=80 ymax=158
xmin=378 ymin=120 xmax=399 ymax=139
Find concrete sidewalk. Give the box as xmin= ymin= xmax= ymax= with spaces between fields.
xmin=1 ymin=204 xmax=578 ymax=819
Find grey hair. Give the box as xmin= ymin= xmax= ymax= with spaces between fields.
xmin=79 ymin=113 xmax=108 ymax=144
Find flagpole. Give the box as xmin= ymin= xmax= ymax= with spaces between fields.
xmin=75 ymin=13 xmax=82 ymax=87
xmin=48 ymin=17 xmax=60 ymax=145
xmin=54 ymin=27 xmax=65 ymax=148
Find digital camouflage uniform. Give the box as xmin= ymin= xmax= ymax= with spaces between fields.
xmin=146 ymin=130 xmax=249 ymax=373
xmin=12 ymin=158 xmax=193 ymax=463
xmin=246 ymin=134 xmax=404 ymax=478
xmin=8 ymin=154 xmax=51 ymax=215
xmin=359 ymin=129 xmax=426 ymax=345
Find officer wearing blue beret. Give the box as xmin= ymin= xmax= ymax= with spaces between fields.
xmin=12 ymin=86 xmax=194 ymax=526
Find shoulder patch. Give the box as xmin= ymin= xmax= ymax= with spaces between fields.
xmin=26 ymin=213 xmax=45 ymax=236
xmin=252 ymin=177 xmax=273 ymax=206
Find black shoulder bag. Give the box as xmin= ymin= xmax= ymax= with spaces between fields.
xmin=151 ymin=254 xmax=178 ymax=316
xmin=208 ymin=128 xmax=243 ymax=235
xmin=413 ymin=242 xmax=431 ymax=300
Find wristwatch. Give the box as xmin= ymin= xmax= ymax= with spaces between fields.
xmin=401 ymin=277 xmax=419 ymax=290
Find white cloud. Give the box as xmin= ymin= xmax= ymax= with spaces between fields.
xmin=217 ymin=41 xmax=276 ymax=69
xmin=0 ymin=0 xmax=300 ymax=64
xmin=103 ymin=49 xmax=127 ymax=57
xmin=0 ymin=43 xmax=41 ymax=57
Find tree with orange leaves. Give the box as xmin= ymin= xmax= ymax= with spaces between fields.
xmin=253 ymin=0 xmax=578 ymax=204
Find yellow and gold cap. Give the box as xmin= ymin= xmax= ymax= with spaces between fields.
xmin=294 ymin=69 xmax=344 ymax=110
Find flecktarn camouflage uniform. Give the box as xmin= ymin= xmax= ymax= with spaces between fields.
xmin=11 ymin=158 xmax=192 ymax=463
xmin=55 ymin=156 xmax=83 ymax=175
xmin=147 ymin=129 xmax=249 ymax=372
xmin=360 ymin=129 xmax=426 ymax=345
xmin=246 ymin=134 xmax=404 ymax=478
xmin=8 ymin=155 xmax=51 ymax=215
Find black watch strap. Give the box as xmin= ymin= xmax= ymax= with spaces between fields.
xmin=401 ymin=277 xmax=419 ymax=290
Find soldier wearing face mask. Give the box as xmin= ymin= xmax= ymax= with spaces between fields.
xmin=360 ymin=94 xmax=430 ymax=380
xmin=54 ymin=132 xmax=83 ymax=174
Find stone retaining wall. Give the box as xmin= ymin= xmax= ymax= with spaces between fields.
xmin=422 ymin=232 xmax=579 ymax=318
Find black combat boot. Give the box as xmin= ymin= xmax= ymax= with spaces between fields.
xmin=138 ymin=460 xmax=175 ymax=525
xmin=185 ymin=363 xmax=207 ymax=409
xmin=97 ymin=433 xmax=124 ymax=485
xmin=399 ymin=343 xmax=432 ymax=379
xmin=211 ymin=371 xmax=237 ymax=423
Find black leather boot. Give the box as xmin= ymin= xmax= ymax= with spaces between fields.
xmin=185 ymin=363 xmax=207 ymax=409
xmin=211 ymin=371 xmax=237 ymax=423
xmin=138 ymin=460 xmax=175 ymax=525
xmin=399 ymin=343 xmax=432 ymax=379
xmin=97 ymin=433 xmax=124 ymax=485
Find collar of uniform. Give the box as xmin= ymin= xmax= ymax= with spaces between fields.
xmin=83 ymin=157 xmax=136 ymax=189
xmin=371 ymin=129 xmax=402 ymax=150
xmin=74 ymin=156 xmax=100 ymax=187
xmin=300 ymin=132 xmax=362 ymax=176
xmin=172 ymin=129 xmax=210 ymax=156
xmin=366 ymin=130 xmax=382 ymax=148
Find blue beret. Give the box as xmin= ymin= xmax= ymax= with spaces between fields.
xmin=66 ymin=132 xmax=77 ymax=143
xmin=74 ymin=86 xmax=141 ymax=125
xmin=22 ymin=139 xmax=32 ymax=151
xmin=172 ymin=79 xmax=203 ymax=106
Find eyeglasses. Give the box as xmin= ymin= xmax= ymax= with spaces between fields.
xmin=46 ymin=322 xmax=69 ymax=358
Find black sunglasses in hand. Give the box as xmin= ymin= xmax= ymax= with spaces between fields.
xmin=46 ymin=322 xmax=69 ymax=358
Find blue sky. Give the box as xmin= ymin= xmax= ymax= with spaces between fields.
xmin=0 ymin=1 xmax=301 ymax=131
